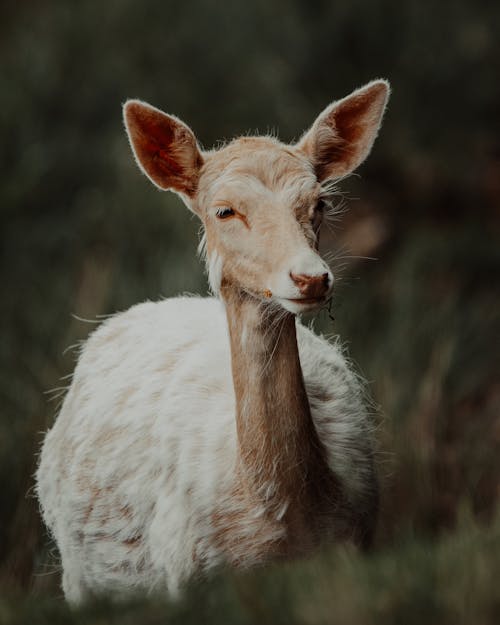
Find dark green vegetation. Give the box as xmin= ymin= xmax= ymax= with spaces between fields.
xmin=1 ymin=0 xmax=498 ymax=622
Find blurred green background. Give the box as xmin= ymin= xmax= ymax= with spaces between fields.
xmin=1 ymin=0 xmax=499 ymax=623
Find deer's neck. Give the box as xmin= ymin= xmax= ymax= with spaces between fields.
xmin=222 ymin=287 xmax=331 ymax=538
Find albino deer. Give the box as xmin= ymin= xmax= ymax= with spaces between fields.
xmin=36 ymin=80 xmax=390 ymax=602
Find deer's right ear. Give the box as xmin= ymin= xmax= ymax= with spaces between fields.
xmin=123 ymin=100 xmax=204 ymax=198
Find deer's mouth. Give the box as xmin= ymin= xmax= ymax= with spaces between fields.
xmin=276 ymin=295 xmax=327 ymax=314
xmin=287 ymin=296 xmax=326 ymax=305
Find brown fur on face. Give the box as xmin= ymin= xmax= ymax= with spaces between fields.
xmin=196 ymin=137 xmax=322 ymax=296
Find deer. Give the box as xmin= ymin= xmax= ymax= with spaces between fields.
xmin=36 ymin=79 xmax=390 ymax=603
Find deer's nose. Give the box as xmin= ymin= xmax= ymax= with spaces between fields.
xmin=290 ymin=272 xmax=331 ymax=298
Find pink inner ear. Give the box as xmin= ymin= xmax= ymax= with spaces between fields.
xmin=304 ymin=81 xmax=388 ymax=182
xmin=316 ymin=99 xmax=373 ymax=180
xmin=125 ymin=102 xmax=198 ymax=195
xmin=334 ymin=87 xmax=384 ymax=145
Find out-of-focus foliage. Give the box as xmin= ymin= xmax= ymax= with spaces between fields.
xmin=1 ymin=0 xmax=499 ymax=621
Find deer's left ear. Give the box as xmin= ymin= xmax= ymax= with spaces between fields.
xmin=297 ymin=80 xmax=390 ymax=181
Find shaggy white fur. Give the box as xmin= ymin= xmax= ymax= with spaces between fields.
xmin=37 ymin=297 xmax=373 ymax=601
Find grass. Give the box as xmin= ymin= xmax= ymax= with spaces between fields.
xmin=1 ymin=506 xmax=498 ymax=625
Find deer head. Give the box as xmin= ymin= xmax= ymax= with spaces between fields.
xmin=123 ymin=80 xmax=390 ymax=314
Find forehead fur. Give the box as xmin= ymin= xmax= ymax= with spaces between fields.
xmin=197 ymin=136 xmax=318 ymax=210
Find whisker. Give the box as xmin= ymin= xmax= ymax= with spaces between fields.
xmin=71 ymin=314 xmax=101 ymax=324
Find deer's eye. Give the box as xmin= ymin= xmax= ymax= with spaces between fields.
xmin=311 ymin=199 xmax=325 ymax=230
xmin=315 ymin=199 xmax=326 ymax=214
xmin=215 ymin=207 xmax=235 ymax=219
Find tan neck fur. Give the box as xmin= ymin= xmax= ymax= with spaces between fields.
xmin=221 ymin=285 xmax=337 ymax=544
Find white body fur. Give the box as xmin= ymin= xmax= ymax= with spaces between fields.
xmin=37 ymin=296 xmax=373 ymax=601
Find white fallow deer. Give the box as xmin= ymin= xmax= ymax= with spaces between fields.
xmin=36 ymin=80 xmax=390 ymax=603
